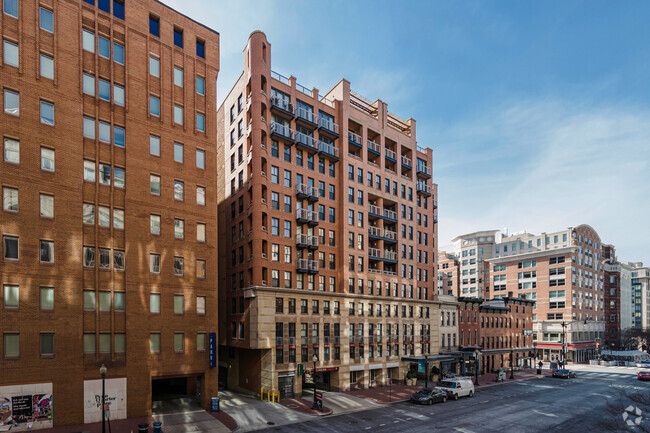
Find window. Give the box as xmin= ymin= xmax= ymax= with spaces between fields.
xmin=3 ymin=137 xmax=19 ymax=163
xmin=3 ymin=40 xmax=18 ymax=67
xmin=150 ymin=293 xmax=160 ymax=313
xmin=98 ymin=35 xmax=110 ymax=58
xmin=174 ymin=28 xmax=183 ymax=48
xmin=149 ymin=174 xmax=161 ymax=195
xmin=197 ymin=333 xmax=206 ymax=351
xmin=98 ymin=121 xmax=110 ymax=142
xmin=83 ymin=291 xmax=95 ymax=311
xmin=174 ymin=219 xmax=184 ymax=239
xmin=40 ymin=240 xmax=54 ymax=263
xmin=197 ymin=186 xmax=206 ymax=206
xmin=114 ymin=333 xmax=125 ymax=353
xmin=83 ymin=117 xmax=95 ymax=139
xmin=196 ymin=113 xmax=205 ymax=132
xmin=196 ymin=149 xmax=205 ymax=169
xmin=4 ymin=334 xmax=19 ymax=358
xmin=149 ymin=135 xmax=161 ymax=156
xmin=98 ymin=164 xmax=111 ymax=185
xmin=197 ymin=223 xmax=206 ymax=242
xmin=40 ymin=8 xmax=54 ymax=32
xmin=149 ymin=14 xmax=160 ymax=36
xmin=174 ymin=142 xmax=184 ymax=163
xmin=174 ymin=180 xmax=184 ymax=200
xmin=0 ymin=246 xmax=20 ymax=279
xmin=3 ymin=89 xmax=19 ymax=115
xmin=150 ymin=333 xmax=161 ymax=353
xmin=40 ymin=194 xmax=54 ymax=218
xmin=196 ymin=76 xmax=205 ymax=95
xmin=174 ymin=105 xmax=184 ymax=125
xmin=3 ymin=187 xmax=18 ymax=212
xmin=4 ymin=0 xmax=18 ymax=18
xmin=82 ymin=30 xmax=94 ymax=52
xmin=114 ymin=250 xmax=125 ymax=270
xmin=114 ymin=84 xmax=125 ymax=106
xmin=174 ymin=256 xmax=184 ymax=276
xmin=40 ymin=287 xmax=54 ymax=310
xmin=3 ymin=285 xmax=18 ymax=308
xmin=150 ymin=96 xmax=160 ymax=116
xmin=40 ymin=54 xmax=54 ymax=79
xmin=83 ymin=246 xmax=95 ymax=267
xmin=113 ymin=43 xmax=124 ymax=64
xmin=40 ymin=101 xmax=54 ymax=125
xmin=174 ymin=67 xmax=184 ymax=87
xmin=41 ymin=147 xmax=54 ymax=171
xmin=196 ymin=39 xmax=205 ymax=58
xmin=197 ymin=296 xmax=206 ymax=315
xmin=149 ymin=253 xmax=160 ymax=273
xmin=150 ymin=56 xmax=160 ymax=77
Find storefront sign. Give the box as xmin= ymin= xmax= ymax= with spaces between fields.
xmin=209 ymin=332 xmax=217 ymax=368
xmin=315 ymin=367 xmax=339 ymax=373
xmin=0 ymin=383 xmax=53 ymax=432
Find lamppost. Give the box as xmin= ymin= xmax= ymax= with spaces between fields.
xmin=424 ymin=353 xmax=429 ymax=388
xmin=509 ymin=348 xmax=514 ymax=380
xmin=311 ymin=355 xmax=318 ymax=410
xmin=474 ymin=349 xmax=481 ymax=386
xmin=99 ymin=364 xmax=107 ymax=433
xmin=561 ymin=320 xmax=588 ymax=365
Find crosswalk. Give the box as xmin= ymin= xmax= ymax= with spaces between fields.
xmin=573 ymin=371 xmax=639 ymax=380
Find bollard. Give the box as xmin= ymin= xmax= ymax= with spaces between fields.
xmin=267 ymin=389 xmax=270 ymax=402
xmin=137 ymin=423 xmax=149 ymax=433
xmin=260 ymin=387 xmax=263 ymax=401
xmin=152 ymin=421 xmax=162 ymax=433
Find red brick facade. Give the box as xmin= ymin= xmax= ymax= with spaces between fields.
xmin=1 ymin=0 xmax=219 ymax=427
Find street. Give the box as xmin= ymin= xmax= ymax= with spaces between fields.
xmin=266 ymin=365 xmax=650 ymax=432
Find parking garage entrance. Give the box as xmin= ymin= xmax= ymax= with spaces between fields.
xmin=151 ymin=375 xmax=203 ymax=413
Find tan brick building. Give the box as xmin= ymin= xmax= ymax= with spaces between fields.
xmin=438 ymin=251 xmax=459 ymax=296
xmin=1 ymin=0 xmax=219 ymax=428
xmin=216 ymin=31 xmax=446 ymax=398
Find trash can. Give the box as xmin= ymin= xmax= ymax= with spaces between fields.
xmin=153 ymin=421 xmax=162 ymax=433
xmin=211 ymin=396 xmax=220 ymax=412
xmin=536 ymin=368 xmax=542 ymax=375
xmin=138 ymin=423 xmax=149 ymax=433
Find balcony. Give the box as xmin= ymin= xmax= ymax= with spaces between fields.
xmin=385 ymin=148 xmax=397 ymax=162
xmin=297 ymin=258 xmax=319 ymax=274
xmin=318 ymin=141 xmax=339 ymax=161
xmin=384 ymin=229 xmax=397 ymax=242
xmin=367 ymin=139 xmax=380 ymax=155
xmin=401 ymin=155 xmax=412 ymax=169
xmin=433 ymin=215 xmax=438 ymax=223
xmin=369 ymin=247 xmax=381 ymax=259
xmin=270 ymin=96 xmax=294 ymax=117
xmin=348 ymin=131 xmax=362 ymax=148
xmin=295 ymin=131 xmax=318 ymax=152
xmin=417 ymin=164 xmax=432 ymax=178
xmin=296 ymin=208 xmax=319 ymax=225
xmin=296 ymin=234 xmax=319 ymax=249
xmin=417 ymin=182 xmax=431 ymax=196
xmin=318 ymin=117 xmax=339 ymax=137
xmin=276 ymin=337 xmax=283 ymax=346
xmin=368 ymin=226 xmax=382 ymax=239
xmin=432 ymin=199 xmax=438 ymax=209
xmin=368 ymin=205 xmax=397 ymax=222
xmin=270 ymin=122 xmax=295 ymax=143
xmin=296 ymin=183 xmax=318 ymax=201
xmin=384 ymin=250 xmax=397 ymax=262
xmin=295 ymin=106 xmax=317 ymax=127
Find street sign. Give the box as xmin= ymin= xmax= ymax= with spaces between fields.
xmin=298 ymin=364 xmax=303 ymax=376
xmin=209 ymin=333 xmax=217 ymax=368
xmin=315 ymin=392 xmax=323 ymax=411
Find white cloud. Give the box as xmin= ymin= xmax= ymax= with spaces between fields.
xmin=434 ymin=100 xmax=650 ymax=264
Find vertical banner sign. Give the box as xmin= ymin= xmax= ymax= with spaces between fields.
xmin=209 ymin=333 xmax=217 ymax=368
xmin=315 ymin=392 xmax=323 ymax=411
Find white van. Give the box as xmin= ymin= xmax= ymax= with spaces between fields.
xmin=435 ymin=377 xmax=475 ymax=400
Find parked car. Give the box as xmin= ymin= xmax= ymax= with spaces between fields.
xmin=410 ymin=388 xmax=448 ymax=405
xmin=638 ymin=370 xmax=650 ymax=381
xmin=435 ymin=378 xmax=475 ymax=400
xmin=635 ymin=360 xmax=650 ymax=368
xmin=552 ymin=369 xmax=576 ymax=379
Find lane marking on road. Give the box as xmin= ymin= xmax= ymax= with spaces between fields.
xmin=454 ymin=428 xmax=475 ymax=433
xmin=364 ymin=427 xmax=372 ymax=430
xmin=532 ymin=409 xmax=558 ymax=417
xmin=590 ymin=393 xmax=612 ymax=398
xmin=394 ymin=421 xmax=400 ymax=423
xmin=379 ymin=424 xmax=386 ymax=427
xmin=479 ymin=400 xmax=489 ymax=403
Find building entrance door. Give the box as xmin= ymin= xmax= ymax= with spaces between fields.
xmin=278 ymin=375 xmax=294 ymax=399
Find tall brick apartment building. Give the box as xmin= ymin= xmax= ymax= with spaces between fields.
xmin=437 ymin=251 xmax=459 ymax=296
xmin=216 ymin=31 xmax=448 ymax=398
xmin=1 ymin=0 xmax=219 ymax=428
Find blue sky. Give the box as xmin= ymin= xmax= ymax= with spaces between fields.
xmin=166 ymin=0 xmax=650 ymax=264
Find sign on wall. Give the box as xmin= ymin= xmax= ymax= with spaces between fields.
xmin=0 ymin=383 xmax=53 ymax=431
xmin=209 ymin=332 xmax=217 ymax=368
xmin=83 ymin=378 xmax=127 ymax=424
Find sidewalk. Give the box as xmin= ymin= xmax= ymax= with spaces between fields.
xmin=279 ymin=397 xmax=332 ymax=416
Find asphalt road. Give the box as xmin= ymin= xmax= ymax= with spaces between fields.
xmin=266 ymin=366 xmax=650 ymax=432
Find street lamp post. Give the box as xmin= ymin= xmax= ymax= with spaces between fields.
xmin=99 ymin=364 xmax=107 ymax=433
xmin=561 ymin=319 xmax=588 ymax=366
xmin=509 ymin=349 xmax=514 ymax=380
xmin=311 ymin=355 xmax=318 ymax=410
xmin=474 ymin=349 xmax=480 ymax=386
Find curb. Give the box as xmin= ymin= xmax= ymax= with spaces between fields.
xmin=475 ymin=374 xmax=543 ymax=390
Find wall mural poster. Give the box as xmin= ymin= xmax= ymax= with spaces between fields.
xmin=32 ymin=395 xmax=53 ymax=422
xmin=0 ymin=397 xmax=11 ymax=427
xmin=10 ymin=396 xmax=32 ymax=424
xmin=0 ymin=383 xmax=53 ymax=431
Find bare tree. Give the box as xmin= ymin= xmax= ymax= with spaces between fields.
xmin=599 ymin=390 xmax=650 ymax=432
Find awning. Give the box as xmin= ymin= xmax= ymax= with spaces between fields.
xmin=402 ymin=355 xmax=458 ymax=363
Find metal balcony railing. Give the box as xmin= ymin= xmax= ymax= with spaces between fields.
xmin=295 ymin=131 xmax=317 ymax=150
xmin=368 ymin=226 xmax=382 ymax=237
xmin=348 ymin=131 xmax=362 ymax=146
xmin=383 ymin=270 xmax=396 ymax=276
xmin=318 ymin=141 xmax=339 ymax=159
xmin=318 ymin=117 xmax=339 ymax=135
xmin=369 ymin=248 xmax=381 ymax=258
xmin=401 ymin=155 xmax=412 ymax=167
xmin=368 ymin=204 xmax=382 ymax=216
xmin=270 ymin=95 xmax=292 ymax=112
xmin=296 ymin=183 xmax=318 ymax=199
xmin=270 ymin=121 xmax=295 ymax=140
xmin=384 ymin=209 xmax=397 ymax=220
xmin=384 ymin=230 xmax=397 ymax=241
xmin=295 ymin=106 xmax=316 ymax=124
xmin=297 ymin=258 xmax=319 ymax=272
xmin=369 ymin=268 xmax=381 ymax=274
xmin=417 ymin=182 xmax=431 ymax=195
xmin=417 ymin=164 xmax=432 ymax=177
xmin=296 ymin=234 xmax=319 ymax=248
xmin=384 ymin=250 xmax=397 ymax=261
xmin=385 ymin=148 xmax=396 ymax=160
xmin=367 ymin=139 xmax=380 ymax=153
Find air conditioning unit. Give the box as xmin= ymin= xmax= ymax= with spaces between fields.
xmin=261 ymin=171 xmax=266 ymax=177
xmin=262 ymin=280 xmax=267 ymax=286
xmin=262 ymin=226 xmax=267 ymax=232
xmin=262 ymin=253 xmax=267 ymax=259
xmin=261 ymin=198 xmax=267 ymax=204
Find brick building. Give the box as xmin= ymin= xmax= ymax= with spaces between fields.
xmin=437 ymin=251 xmax=459 ymax=296
xmin=1 ymin=0 xmax=219 ymax=428
xmin=216 ymin=31 xmax=447 ymax=398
